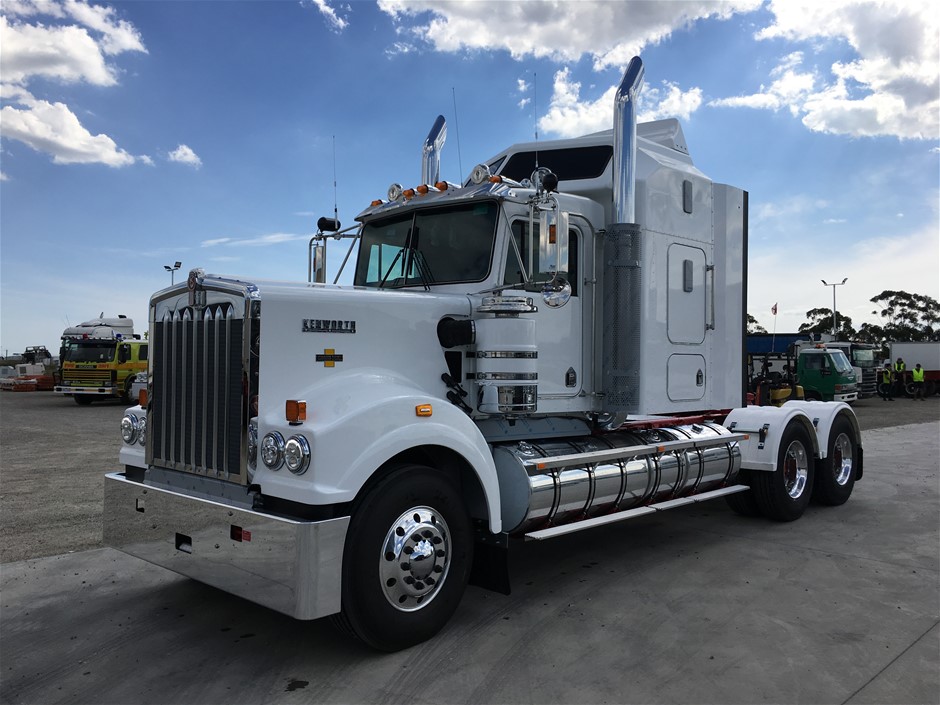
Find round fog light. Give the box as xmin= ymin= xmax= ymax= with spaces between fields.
xmin=261 ymin=432 xmax=285 ymax=469
xmin=121 ymin=414 xmax=139 ymax=444
xmin=284 ymin=435 xmax=311 ymax=475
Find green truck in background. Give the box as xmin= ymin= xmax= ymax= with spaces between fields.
xmin=747 ymin=344 xmax=857 ymax=405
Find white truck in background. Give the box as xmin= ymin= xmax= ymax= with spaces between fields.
xmin=105 ymin=56 xmax=863 ymax=651
xmin=888 ymin=341 xmax=940 ymax=396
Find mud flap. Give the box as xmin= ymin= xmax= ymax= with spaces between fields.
xmin=469 ymin=523 xmax=511 ymax=595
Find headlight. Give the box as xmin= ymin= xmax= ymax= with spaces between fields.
xmin=121 ymin=414 xmax=139 ymax=444
xmin=260 ymin=431 xmax=285 ymax=469
xmin=284 ymin=435 xmax=311 ymax=475
xmin=137 ymin=416 xmax=147 ymax=446
xmin=248 ymin=420 xmax=258 ymax=468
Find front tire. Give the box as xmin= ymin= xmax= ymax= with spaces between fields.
xmin=753 ymin=423 xmax=814 ymax=522
xmin=73 ymin=395 xmax=93 ymax=406
xmin=813 ymin=415 xmax=857 ymax=506
xmin=336 ymin=464 xmax=472 ymax=651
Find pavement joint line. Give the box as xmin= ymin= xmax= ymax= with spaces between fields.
xmin=839 ymin=618 xmax=940 ymax=705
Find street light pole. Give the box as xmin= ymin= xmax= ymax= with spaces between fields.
xmin=821 ymin=277 xmax=847 ymax=339
xmin=164 ymin=261 xmax=182 ymax=285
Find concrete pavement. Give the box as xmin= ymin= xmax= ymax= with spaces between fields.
xmin=1 ymin=421 xmax=938 ymax=704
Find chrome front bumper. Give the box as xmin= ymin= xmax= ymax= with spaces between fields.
xmin=103 ymin=472 xmax=349 ymax=620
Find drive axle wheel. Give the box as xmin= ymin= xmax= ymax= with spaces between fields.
xmin=813 ymin=415 xmax=857 ymax=506
xmin=753 ymin=423 xmax=814 ymax=522
xmin=335 ymin=464 xmax=472 ymax=651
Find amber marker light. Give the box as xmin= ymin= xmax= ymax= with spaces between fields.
xmin=435 ymin=181 xmax=448 ymax=191
xmin=138 ymin=389 xmax=148 ymax=407
xmin=371 ymin=199 xmax=383 ymax=207
xmin=415 ymin=404 xmax=433 ymax=417
xmin=488 ymin=175 xmax=504 ymax=183
xmin=403 ymin=188 xmax=416 ymax=200
xmin=286 ymin=400 xmax=307 ymax=424
xmin=416 ymin=184 xmax=430 ymax=195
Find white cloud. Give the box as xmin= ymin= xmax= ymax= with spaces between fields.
xmin=0 ymin=171 xmax=9 ymax=181
xmin=0 ymin=91 xmax=135 ymax=166
xmin=302 ymin=0 xmax=348 ymax=32
xmin=0 ymin=2 xmax=147 ymax=168
xmin=0 ymin=14 xmax=117 ymax=86
xmin=377 ymin=0 xmax=761 ymax=70
xmin=201 ymin=237 xmax=233 ymax=248
xmin=201 ymin=233 xmax=308 ymax=248
xmin=539 ymin=68 xmax=704 ymax=138
xmin=168 ymin=144 xmax=202 ymax=168
xmin=714 ymin=1 xmax=940 ymax=140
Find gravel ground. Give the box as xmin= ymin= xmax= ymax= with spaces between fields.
xmin=1 ymin=390 xmax=938 ymax=564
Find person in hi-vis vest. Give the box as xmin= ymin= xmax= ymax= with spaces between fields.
xmin=879 ymin=361 xmax=895 ymax=401
xmin=912 ymin=363 xmax=926 ymax=400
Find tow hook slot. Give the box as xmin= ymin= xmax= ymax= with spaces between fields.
xmin=175 ymin=533 xmax=193 ymax=554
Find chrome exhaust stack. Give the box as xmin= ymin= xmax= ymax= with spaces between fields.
xmin=602 ymin=56 xmax=645 ymax=418
xmin=421 ymin=114 xmax=447 ymax=185
xmin=612 ymin=56 xmax=645 ymax=223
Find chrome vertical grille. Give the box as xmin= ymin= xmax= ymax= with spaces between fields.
xmin=150 ymin=302 xmax=247 ymax=483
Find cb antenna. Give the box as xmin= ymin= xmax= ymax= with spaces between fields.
xmin=451 ymin=87 xmax=464 ymax=181
xmin=534 ymin=71 xmax=538 ymax=171
xmin=332 ymin=135 xmax=338 ymax=227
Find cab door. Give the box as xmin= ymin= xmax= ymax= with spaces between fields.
xmin=503 ymin=219 xmax=583 ymax=398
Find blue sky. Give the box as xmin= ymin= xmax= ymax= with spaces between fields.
xmin=1 ymin=0 xmax=938 ymax=355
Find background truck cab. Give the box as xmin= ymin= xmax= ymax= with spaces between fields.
xmin=796 ymin=347 xmax=857 ymax=402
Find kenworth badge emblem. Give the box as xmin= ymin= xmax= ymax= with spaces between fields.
xmin=302 ymin=319 xmax=356 ymax=334
xmin=187 ymin=268 xmax=206 ymax=308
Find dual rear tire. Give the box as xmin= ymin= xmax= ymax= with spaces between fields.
xmin=728 ymin=416 xmax=857 ymax=521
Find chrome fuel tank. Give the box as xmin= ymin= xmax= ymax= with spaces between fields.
xmin=493 ymin=422 xmax=741 ymax=534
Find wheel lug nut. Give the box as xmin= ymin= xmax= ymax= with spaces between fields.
xmin=400 ymin=562 xmax=410 ymax=570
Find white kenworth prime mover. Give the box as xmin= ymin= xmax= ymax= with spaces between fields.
xmin=105 ymin=57 xmax=863 ymax=651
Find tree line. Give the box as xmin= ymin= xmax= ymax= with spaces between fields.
xmin=749 ymin=290 xmax=940 ymax=346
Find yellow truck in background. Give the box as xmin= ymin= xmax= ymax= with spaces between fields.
xmin=55 ymin=315 xmax=148 ymax=405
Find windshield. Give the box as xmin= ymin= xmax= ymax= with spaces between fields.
xmin=63 ymin=341 xmax=116 ymax=363
xmin=354 ymin=202 xmax=498 ymax=287
xmin=830 ymin=350 xmax=853 ymax=374
xmin=851 ymin=348 xmax=876 ymax=367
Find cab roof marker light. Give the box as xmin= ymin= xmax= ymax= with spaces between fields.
xmin=403 ymin=188 xmax=416 ymax=200
xmin=370 ymin=199 xmax=384 ymax=207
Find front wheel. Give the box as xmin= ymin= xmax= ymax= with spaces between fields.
xmin=752 ymin=423 xmax=815 ymax=522
xmin=335 ymin=464 xmax=473 ymax=651
xmin=73 ymin=395 xmax=93 ymax=406
xmin=813 ymin=415 xmax=857 ymax=506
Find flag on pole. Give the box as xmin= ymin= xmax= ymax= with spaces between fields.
xmin=771 ymin=303 xmax=778 ymax=315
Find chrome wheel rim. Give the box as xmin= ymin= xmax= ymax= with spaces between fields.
xmin=832 ymin=433 xmax=853 ymax=486
xmin=379 ymin=506 xmax=450 ymax=612
xmin=783 ymin=440 xmax=809 ymax=499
